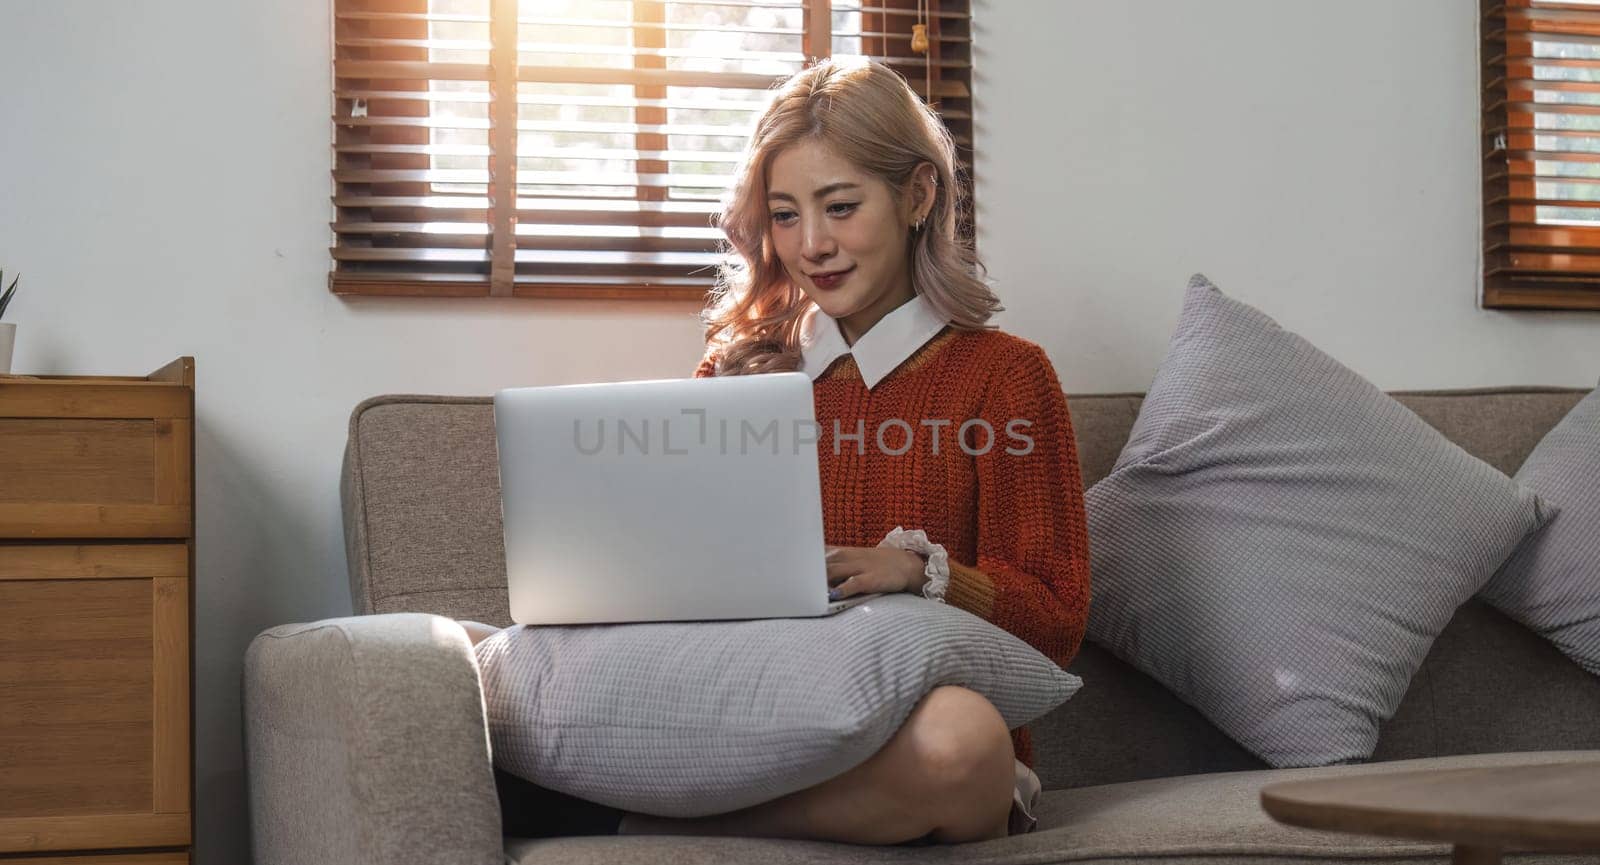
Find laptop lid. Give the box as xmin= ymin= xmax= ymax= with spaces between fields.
xmin=494 ymin=372 xmax=831 ymax=625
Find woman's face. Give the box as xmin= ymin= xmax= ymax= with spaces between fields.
xmin=765 ymin=139 xmax=926 ymax=344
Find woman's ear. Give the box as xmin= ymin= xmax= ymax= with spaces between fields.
xmin=909 ymin=161 xmax=938 ymax=225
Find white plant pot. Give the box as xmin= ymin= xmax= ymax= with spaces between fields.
xmin=0 ymin=323 xmax=14 ymax=374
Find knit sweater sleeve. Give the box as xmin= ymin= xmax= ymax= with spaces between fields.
xmin=942 ymin=345 xmax=1092 ymax=671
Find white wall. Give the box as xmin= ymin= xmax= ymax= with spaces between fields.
xmin=0 ymin=1 xmax=1596 ymax=861
xmin=976 ymin=1 xmax=1600 ymax=391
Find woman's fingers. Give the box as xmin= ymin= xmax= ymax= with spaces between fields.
xmin=832 ymin=572 xmax=887 ymax=599
xmin=826 ymin=546 xmax=861 ymax=584
xmin=827 ymin=549 xmax=874 ymax=598
xmin=826 ymin=559 xmax=860 ymax=583
xmin=830 ymin=575 xmax=856 ymax=600
xmin=827 ymin=546 xmax=894 ymax=596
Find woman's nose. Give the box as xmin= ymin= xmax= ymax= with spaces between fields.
xmin=801 ymin=217 xmax=836 ymax=261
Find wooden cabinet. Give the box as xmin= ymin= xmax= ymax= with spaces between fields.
xmin=0 ymin=359 xmax=194 ymax=863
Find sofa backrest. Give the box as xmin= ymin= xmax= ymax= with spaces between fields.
xmin=340 ymin=387 xmax=1600 ymax=789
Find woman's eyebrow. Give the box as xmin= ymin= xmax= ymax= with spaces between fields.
xmin=767 ymin=182 xmax=862 ymax=203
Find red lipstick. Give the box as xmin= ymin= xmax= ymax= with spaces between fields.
xmin=810 ymin=266 xmax=854 ymax=290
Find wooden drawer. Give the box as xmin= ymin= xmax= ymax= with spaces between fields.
xmin=0 ymin=544 xmax=190 ymax=853
xmin=0 ymin=380 xmax=191 ymax=539
xmin=10 ymin=854 xmax=186 ymax=865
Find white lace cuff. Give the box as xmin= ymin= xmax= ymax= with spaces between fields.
xmin=877 ymin=526 xmax=951 ymax=604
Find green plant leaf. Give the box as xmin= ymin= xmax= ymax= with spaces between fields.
xmin=0 ymin=271 xmax=18 ymax=321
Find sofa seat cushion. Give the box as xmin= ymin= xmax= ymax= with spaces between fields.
xmin=503 ymin=750 xmax=1600 ymax=865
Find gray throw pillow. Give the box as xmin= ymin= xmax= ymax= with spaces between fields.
xmin=1084 ymin=274 xmax=1550 ymax=768
xmin=1480 ymin=385 xmax=1600 ymax=675
xmin=475 ymin=594 xmax=1080 ymax=818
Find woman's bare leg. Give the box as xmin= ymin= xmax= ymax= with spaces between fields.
xmin=459 ymin=620 xmax=500 ymax=646
xmin=619 ymin=685 xmax=1016 ymax=845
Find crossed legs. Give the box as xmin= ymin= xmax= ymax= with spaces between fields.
xmin=618 ymin=685 xmax=1017 ymax=845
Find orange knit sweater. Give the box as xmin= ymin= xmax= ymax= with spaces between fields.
xmin=695 ymin=325 xmax=1092 ymax=768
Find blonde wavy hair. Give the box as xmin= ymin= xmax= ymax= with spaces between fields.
xmin=698 ymin=58 xmax=1001 ymax=376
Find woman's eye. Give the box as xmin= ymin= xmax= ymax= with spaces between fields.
xmin=768 ymin=204 xmax=852 ymax=224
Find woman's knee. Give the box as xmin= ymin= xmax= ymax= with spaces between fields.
xmin=458 ymin=620 xmax=499 ymax=646
xmin=900 ymin=686 xmax=1015 ymax=801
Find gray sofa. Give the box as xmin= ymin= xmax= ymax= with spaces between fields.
xmin=244 ymin=386 xmax=1600 ymax=865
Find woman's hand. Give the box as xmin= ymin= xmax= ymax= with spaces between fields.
xmin=826 ymin=545 xmax=927 ymax=600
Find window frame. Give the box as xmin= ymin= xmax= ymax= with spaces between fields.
xmin=330 ymin=0 xmax=976 ymax=300
xmin=1481 ymin=0 xmax=1600 ymax=311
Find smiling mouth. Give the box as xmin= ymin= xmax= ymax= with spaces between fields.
xmin=810 ymin=267 xmax=855 ymax=289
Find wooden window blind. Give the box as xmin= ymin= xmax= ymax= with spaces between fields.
xmin=1483 ymin=0 xmax=1600 ymax=310
xmin=331 ymin=0 xmax=974 ymax=300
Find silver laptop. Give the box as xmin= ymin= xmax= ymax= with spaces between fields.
xmin=493 ymin=371 xmax=882 ymax=626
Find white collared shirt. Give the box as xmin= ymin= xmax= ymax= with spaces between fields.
xmin=800 ymin=293 xmax=951 ymax=390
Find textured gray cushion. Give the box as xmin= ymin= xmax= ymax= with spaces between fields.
xmin=1084 ymin=274 xmax=1550 ymax=768
xmin=1481 ymin=385 xmax=1600 ymax=675
xmin=475 ymin=594 xmax=1081 ymax=818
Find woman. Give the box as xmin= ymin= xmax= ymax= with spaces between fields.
xmin=475 ymin=56 xmax=1090 ymax=847
xmin=649 ymin=57 xmax=1093 ymax=845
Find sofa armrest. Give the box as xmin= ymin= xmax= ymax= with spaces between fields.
xmin=244 ymin=613 xmax=503 ymax=865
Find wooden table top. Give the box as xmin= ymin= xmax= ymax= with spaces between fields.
xmin=1260 ymin=761 xmax=1600 ymax=851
